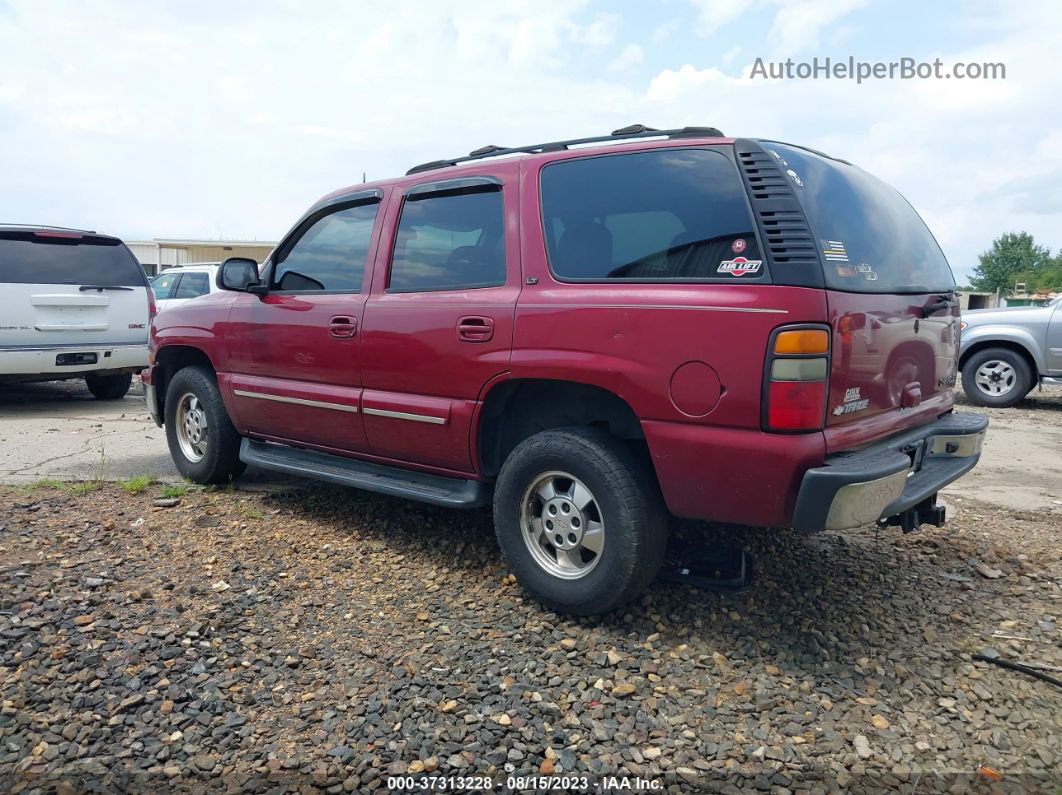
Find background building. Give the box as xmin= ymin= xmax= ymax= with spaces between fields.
xmin=127 ymin=238 xmax=276 ymax=276
xmin=957 ymin=290 xmax=999 ymax=310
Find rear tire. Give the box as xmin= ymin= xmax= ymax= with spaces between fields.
xmin=961 ymin=347 xmax=1033 ymax=408
xmin=493 ymin=427 xmax=668 ymax=616
xmin=164 ymin=366 xmax=245 ymax=484
xmin=85 ymin=372 xmax=132 ymax=400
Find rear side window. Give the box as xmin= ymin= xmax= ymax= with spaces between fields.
xmin=274 ymin=202 xmax=380 ymax=292
xmin=150 ymin=271 xmax=180 ymax=299
xmin=174 ymin=272 xmax=210 ymax=298
xmin=540 ymin=149 xmax=763 ymax=281
xmin=0 ymin=234 xmax=144 ymax=286
xmin=388 ymin=188 xmax=506 ymax=292
xmin=763 ymin=142 xmax=955 ymax=293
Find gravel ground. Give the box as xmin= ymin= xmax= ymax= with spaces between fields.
xmin=1 ymin=450 xmax=1060 ymax=792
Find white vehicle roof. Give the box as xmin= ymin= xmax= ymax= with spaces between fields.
xmin=155 ymin=262 xmax=221 ymax=272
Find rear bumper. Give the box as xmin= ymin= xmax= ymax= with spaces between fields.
xmin=792 ymin=412 xmax=988 ymax=531
xmin=0 ymin=343 xmax=148 ymax=377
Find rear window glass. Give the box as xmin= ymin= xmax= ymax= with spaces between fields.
xmin=763 ymin=142 xmax=955 ymax=293
xmin=0 ymin=234 xmax=145 ymax=286
xmin=540 ymin=149 xmax=763 ymax=281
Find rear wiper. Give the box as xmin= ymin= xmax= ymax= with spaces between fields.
xmin=79 ymin=285 xmax=133 ymax=291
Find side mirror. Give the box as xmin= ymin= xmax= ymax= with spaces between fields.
xmin=217 ymin=257 xmax=261 ymax=292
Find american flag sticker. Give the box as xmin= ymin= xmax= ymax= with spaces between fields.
xmin=821 ymin=240 xmax=849 ymax=262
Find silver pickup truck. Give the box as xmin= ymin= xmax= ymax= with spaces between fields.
xmin=960 ymin=296 xmax=1062 ymax=406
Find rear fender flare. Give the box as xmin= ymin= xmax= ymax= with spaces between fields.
xmin=959 ymin=326 xmax=1043 ymax=374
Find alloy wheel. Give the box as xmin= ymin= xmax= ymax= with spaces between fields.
xmin=520 ymin=471 xmax=605 ymax=580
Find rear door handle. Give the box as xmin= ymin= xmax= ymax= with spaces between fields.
xmin=329 ymin=316 xmax=357 ymax=338
xmin=919 ymin=295 xmax=958 ymax=318
xmin=456 ymin=315 xmax=494 ymax=342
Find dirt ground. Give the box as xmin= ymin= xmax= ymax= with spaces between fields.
xmin=0 ymin=395 xmax=1059 ymax=793
xmin=946 ymin=386 xmax=1062 ymax=512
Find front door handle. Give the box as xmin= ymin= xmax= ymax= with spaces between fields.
xmin=456 ymin=315 xmax=494 ymax=342
xmin=329 ymin=316 xmax=357 ymax=338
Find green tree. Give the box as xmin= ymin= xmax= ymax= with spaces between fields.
xmin=969 ymin=232 xmax=1053 ymax=293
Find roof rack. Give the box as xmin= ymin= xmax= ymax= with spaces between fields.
xmin=406 ymin=124 xmax=725 ymax=175
xmin=0 ymin=222 xmax=97 ymax=234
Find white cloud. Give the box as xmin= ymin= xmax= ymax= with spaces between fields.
xmin=688 ymin=0 xmax=868 ymax=55
xmin=646 ymin=64 xmax=739 ymax=103
xmin=766 ymin=0 xmax=869 ymax=53
xmin=650 ymin=19 xmax=679 ymax=43
xmin=641 ymin=0 xmax=1062 ymax=277
xmin=0 ymin=0 xmax=636 ymax=239
xmin=571 ymin=12 xmax=619 ymax=46
xmin=0 ymin=0 xmax=1060 ymax=283
xmin=609 ymin=43 xmax=644 ymax=71
xmin=689 ymin=0 xmax=756 ymax=34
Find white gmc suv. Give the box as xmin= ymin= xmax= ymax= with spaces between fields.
xmin=0 ymin=225 xmax=153 ymax=399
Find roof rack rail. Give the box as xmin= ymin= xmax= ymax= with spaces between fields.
xmin=0 ymin=222 xmax=98 ymax=234
xmin=406 ymin=124 xmax=725 ymax=175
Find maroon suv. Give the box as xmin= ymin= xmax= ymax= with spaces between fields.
xmin=144 ymin=125 xmax=987 ymax=615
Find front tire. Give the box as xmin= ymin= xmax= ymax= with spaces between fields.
xmin=164 ymin=366 xmax=245 ymax=484
xmin=85 ymin=372 xmax=132 ymax=400
xmin=962 ymin=347 xmax=1033 ymax=408
xmin=493 ymin=427 xmax=667 ymax=616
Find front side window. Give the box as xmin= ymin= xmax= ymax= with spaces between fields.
xmin=388 ymin=188 xmax=506 ymax=292
xmin=150 ymin=271 xmax=180 ymax=298
xmin=540 ymin=149 xmax=762 ymax=281
xmin=174 ymin=272 xmax=210 ymax=298
xmin=274 ymin=202 xmax=380 ymax=292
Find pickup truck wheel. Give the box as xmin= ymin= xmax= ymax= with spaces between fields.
xmin=493 ymin=427 xmax=667 ymax=616
xmin=962 ymin=347 xmax=1033 ymax=408
xmin=85 ymin=372 xmax=132 ymax=400
xmin=164 ymin=366 xmax=245 ymax=484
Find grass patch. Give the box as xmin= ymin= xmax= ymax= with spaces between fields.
xmin=160 ymin=483 xmax=190 ymax=499
xmin=119 ymin=474 xmax=158 ymax=494
xmin=21 ymin=478 xmax=65 ymax=492
xmin=204 ymin=482 xmax=238 ymax=494
xmin=70 ymin=480 xmax=104 ymax=495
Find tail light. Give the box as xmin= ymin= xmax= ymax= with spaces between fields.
xmin=148 ymin=287 xmax=157 ymax=321
xmin=763 ymin=326 xmax=830 ymax=432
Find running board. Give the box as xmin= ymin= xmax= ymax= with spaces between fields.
xmin=240 ymin=439 xmax=489 ymax=508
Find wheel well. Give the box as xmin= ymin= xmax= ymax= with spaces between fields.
xmin=478 ymin=379 xmax=646 ymax=478
xmin=959 ymin=339 xmax=1037 ymax=375
xmin=154 ymin=346 xmax=215 ymax=417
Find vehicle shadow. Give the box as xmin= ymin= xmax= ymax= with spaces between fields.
xmin=260 ymin=482 xmax=971 ymax=691
xmin=0 ymin=377 xmax=144 ymax=407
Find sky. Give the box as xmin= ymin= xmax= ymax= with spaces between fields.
xmin=1 ymin=0 xmax=1060 ymax=283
